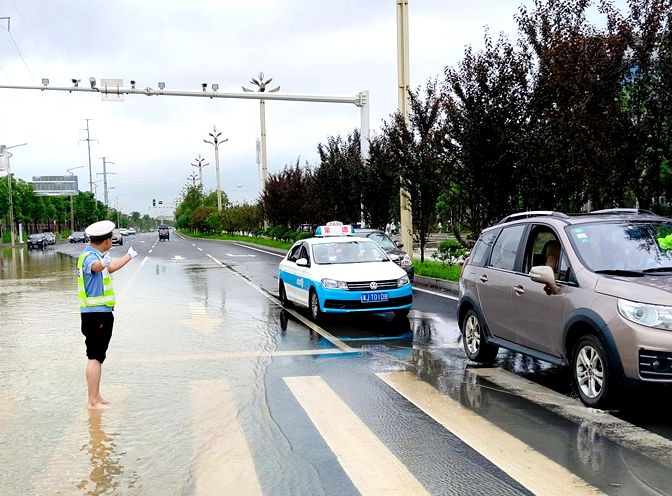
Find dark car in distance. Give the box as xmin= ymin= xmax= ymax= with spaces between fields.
xmin=68 ymin=231 xmax=88 ymax=243
xmin=27 ymin=233 xmax=48 ymax=250
xmin=354 ymin=228 xmax=414 ymax=281
xmin=43 ymin=232 xmax=56 ymax=245
xmin=158 ymin=226 xmax=170 ymax=241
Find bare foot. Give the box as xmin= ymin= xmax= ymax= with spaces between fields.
xmin=87 ymin=401 xmax=110 ymax=410
xmin=98 ymin=396 xmax=111 ymax=405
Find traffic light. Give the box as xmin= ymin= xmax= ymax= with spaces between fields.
xmin=152 ymin=199 xmax=156 ymax=207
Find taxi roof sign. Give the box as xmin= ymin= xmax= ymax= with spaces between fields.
xmin=315 ymin=222 xmax=354 ymax=237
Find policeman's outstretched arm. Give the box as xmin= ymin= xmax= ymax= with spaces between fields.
xmin=108 ymin=246 xmax=138 ymax=273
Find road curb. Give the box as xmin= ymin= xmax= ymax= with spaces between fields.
xmin=414 ymin=275 xmax=459 ymax=295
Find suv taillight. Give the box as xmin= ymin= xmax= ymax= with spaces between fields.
xmin=459 ymin=256 xmax=470 ymax=280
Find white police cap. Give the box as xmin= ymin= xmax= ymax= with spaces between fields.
xmin=85 ymin=220 xmax=115 ymax=238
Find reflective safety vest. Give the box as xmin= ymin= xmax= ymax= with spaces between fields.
xmin=77 ymin=252 xmax=115 ymax=308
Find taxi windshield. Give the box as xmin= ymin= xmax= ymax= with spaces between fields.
xmin=312 ymin=240 xmax=389 ymax=264
xmin=567 ymin=221 xmax=672 ymax=273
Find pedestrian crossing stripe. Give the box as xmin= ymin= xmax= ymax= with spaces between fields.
xmin=377 ymin=371 xmax=606 ymax=496
xmin=284 ymin=375 xmax=431 ymax=496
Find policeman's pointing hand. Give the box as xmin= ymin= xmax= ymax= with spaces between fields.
xmin=127 ymin=246 xmax=138 ymax=259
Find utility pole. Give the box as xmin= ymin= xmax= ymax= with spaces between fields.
xmin=97 ymin=157 xmax=115 ymax=207
xmin=79 ymin=119 xmax=98 ymax=193
xmin=190 ymin=154 xmax=208 ymax=188
xmin=66 ymin=166 xmax=84 ymax=232
xmin=397 ymin=0 xmax=413 ymax=256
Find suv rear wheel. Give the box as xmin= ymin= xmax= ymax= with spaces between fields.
xmin=462 ymin=309 xmax=498 ymax=364
xmin=572 ymin=335 xmax=618 ymax=409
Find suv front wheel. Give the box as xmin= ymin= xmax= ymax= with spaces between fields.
xmin=572 ymin=335 xmax=618 ymax=409
xmin=462 ymin=309 xmax=498 ymax=364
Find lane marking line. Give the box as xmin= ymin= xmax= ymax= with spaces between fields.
xmin=197 ymin=247 xmax=203 ymax=251
xmin=377 ymin=371 xmax=605 ymax=496
xmin=469 ymin=367 xmax=672 ymax=469
xmin=205 ymin=253 xmax=352 ymax=351
xmin=413 ymin=286 xmax=458 ymax=301
xmin=190 ymin=380 xmax=263 ymax=496
xmin=118 ymin=348 xmax=357 ymax=364
xmin=284 ymin=376 xmax=430 ymax=496
xmin=232 ymin=242 xmax=284 ymax=258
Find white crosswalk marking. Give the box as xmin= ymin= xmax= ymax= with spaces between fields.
xmin=190 ymin=380 xmax=263 ymax=496
xmin=284 ymin=375 xmax=431 ymax=496
xmin=377 ymin=371 xmax=606 ymax=496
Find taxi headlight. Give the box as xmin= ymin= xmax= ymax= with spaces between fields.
xmin=400 ymin=254 xmax=412 ymax=267
xmin=397 ymin=275 xmax=410 ymax=287
xmin=617 ymin=298 xmax=672 ymax=330
xmin=322 ymin=278 xmax=349 ymax=290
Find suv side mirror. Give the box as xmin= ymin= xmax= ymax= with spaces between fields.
xmin=395 ymin=241 xmax=404 ymax=248
xmin=529 ymin=265 xmax=560 ymax=294
xmin=296 ymin=258 xmax=309 ymax=267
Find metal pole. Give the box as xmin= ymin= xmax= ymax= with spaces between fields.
xmin=397 ymin=0 xmax=413 ymax=255
xmin=259 ymin=99 xmax=268 ymax=192
xmin=8 ymin=162 xmax=14 ymax=247
xmin=70 ymin=194 xmax=74 ymax=232
xmin=214 ymin=144 xmax=222 ymax=211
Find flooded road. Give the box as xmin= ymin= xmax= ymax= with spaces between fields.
xmin=2 ymin=233 xmax=672 ymax=495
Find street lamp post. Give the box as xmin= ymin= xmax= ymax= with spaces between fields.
xmin=243 ymin=72 xmax=280 ymax=196
xmin=0 ymin=142 xmax=27 ymax=247
xmin=203 ymin=127 xmax=228 ymax=211
xmin=66 ymin=166 xmax=85 ymax=232
xmin=191 ymin=154 xmax=208 ymax=189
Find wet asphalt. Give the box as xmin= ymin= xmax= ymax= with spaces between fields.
xmin=1 ymin=232 xmax=672 ymax=495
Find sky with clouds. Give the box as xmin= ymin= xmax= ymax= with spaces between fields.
xmin=0 ymin=0 xmax=623 ymax=216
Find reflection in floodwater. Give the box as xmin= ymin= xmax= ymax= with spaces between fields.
xmin=76 ymin=411 xmax=125 ymax=495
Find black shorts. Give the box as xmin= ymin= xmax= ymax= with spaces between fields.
xmin=81 ymin=312 xmax=114 ymax=363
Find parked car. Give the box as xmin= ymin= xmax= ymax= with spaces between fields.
xmin=119 ymin=228 xmax=129 ymax=236
xmin=42 ymin=232 xmax=56 ymax=245
xmin=111 ymin=229 xmax=123 ymax=246
xmin=354 ymin=228 xmax=414 ymax=281
xmin=27 ymin=233 xmax=48 ymax=250
xmin=127 ymin=228 xmax=136 ymax=235
xmin=278 ymin=222 xmax=412 ymax=320
xmin=68 ymin=231 xmax=88 ymax=243
xmin=457 ymin=209 xmax=672 ymax=409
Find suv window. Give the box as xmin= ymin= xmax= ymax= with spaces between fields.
xmin=488 ymin=225 xmax=525 ymax=271
xmin=471 ymin=230 xmax=498 ymax=267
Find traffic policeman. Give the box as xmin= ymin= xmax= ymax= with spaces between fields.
xmin=78 ymin=220 xmax=137 ymax=409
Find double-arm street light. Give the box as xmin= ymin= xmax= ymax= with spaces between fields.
xmin=243 ymin=72 xmax=279 ymax=195
xmin=66 ymin=166 xmax=85 ymax=232
xmin=203 ymin=127 xmax=228 ymax=211
xmin=0 ymin=142 xmax=27 ymax=247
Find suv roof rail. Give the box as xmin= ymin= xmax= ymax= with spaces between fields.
xmin=497 ymin=211 xmax=569 ymax=224
xmin=587 ymin=208 xmax=658 ymax=216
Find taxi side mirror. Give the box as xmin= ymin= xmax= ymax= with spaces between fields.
xmin=395 ymin=241 xmax=404 ymax=249
xmin=296 ymin=258 xmax=309 ymax=267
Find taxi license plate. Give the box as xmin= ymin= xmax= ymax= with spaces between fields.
xmin=361 ymin=292 xmax=388 ymax=303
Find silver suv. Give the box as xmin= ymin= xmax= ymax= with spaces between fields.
xmin=458 ymin=209 xmax=672 ymax=409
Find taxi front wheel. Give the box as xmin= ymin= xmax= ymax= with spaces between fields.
xmin=279 ymin=282 xmax=292 ymax=309
xmin=309 ymin=289 xmax=322 ymax=322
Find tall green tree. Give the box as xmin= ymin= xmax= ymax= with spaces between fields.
xmin=385 ymin=81 xmax=448 ymax=261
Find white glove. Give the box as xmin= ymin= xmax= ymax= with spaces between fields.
xmin=101 ymin=253 xmax=112 ymax=268
xmin=127 ymin=246 xmax=138 ymax=259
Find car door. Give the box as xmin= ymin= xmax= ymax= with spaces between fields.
xmin=281 ymin=242 xmax=312 ymax=307
xmin=508 ymin=225 xmax=567 ymax=356
xmin=476 ymin=224 xmax=526 ymax=342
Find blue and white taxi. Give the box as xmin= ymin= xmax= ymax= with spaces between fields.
xmin=278 ymin=222 xmax=413 ymax=320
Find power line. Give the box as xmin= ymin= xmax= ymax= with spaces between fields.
xmin=0 ymin=17 xmax=35 ymax=82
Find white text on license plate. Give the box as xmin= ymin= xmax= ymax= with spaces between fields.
xmin=361 ymin=292 xmax=388 ymax=303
